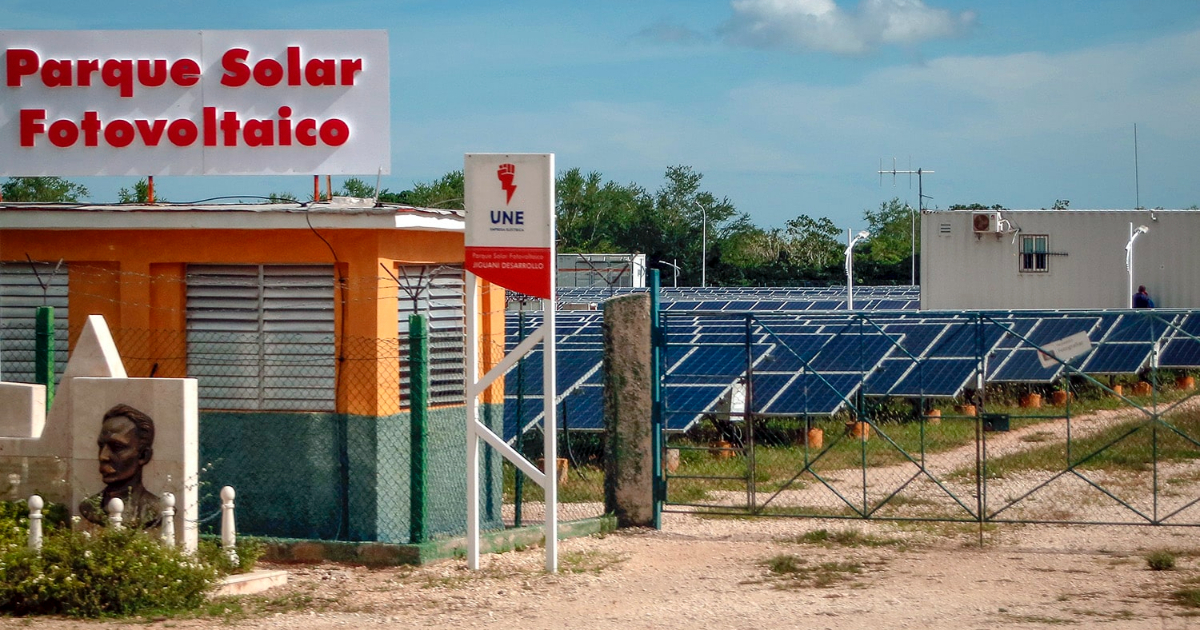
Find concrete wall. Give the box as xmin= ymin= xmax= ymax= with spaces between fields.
xmin=922 ymin=209 xmax=1200 ymax=310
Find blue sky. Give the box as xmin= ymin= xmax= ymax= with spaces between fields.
xmin=3 ymin=0 xmax=1200 ymax=232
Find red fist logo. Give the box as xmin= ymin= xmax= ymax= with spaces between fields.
xmin=497 ymin=163 xmax=517 ymax=204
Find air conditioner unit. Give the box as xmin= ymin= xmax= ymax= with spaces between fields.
xmin=972 ymin=212 xmax=1002 ymax=233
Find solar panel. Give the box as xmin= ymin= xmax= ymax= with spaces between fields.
xmin=559 ymin=385 xmax=604 ymax=431
xmin=1080 ymin=313 xmax=1175 ymax=374
xmin=663 ymin=384 xmax=729 ymax=431
xmin=889 ymin=358 xmax=979 ymax=397
xmin=756 ymin=334 xmax=833 ymax=371
xmin=878 ymin=322 xmax=945 ymax=356
xmin=756 ymin=372 xmax=864 ymax=415
xmin=862 ymin=359 xmax=918 ymax=396
xmin=1161 ymin=314 xmax=1200 ymax=367
xmin=669 ymin=345 xmax=748 ymax=380
xmin=987 ymin=316 xmax=1101 ymax=382
xmin=503 ymin=396 xmax=543 ymax=442
xmin=808 ymin=333 xmax=895 ymax=372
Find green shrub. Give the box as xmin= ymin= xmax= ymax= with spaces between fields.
xmin=1146 ymin=550 xmax=1177 ymax=571
xmin=0 ymin=526 xmax=219 ymax=617
xmin=0 ymin=499 xmax=70 ymax=548
xmin=197 ymin=536 xmax=263 ymax=575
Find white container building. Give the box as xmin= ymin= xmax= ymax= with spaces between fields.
xmin=920 ymin=208 xmax=1200 ymax=310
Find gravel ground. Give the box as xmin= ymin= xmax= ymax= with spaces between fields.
xmin=7 ymin=513 xmax=1200 ymax=630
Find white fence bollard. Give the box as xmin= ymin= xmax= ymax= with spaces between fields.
xmin=161 ymin=492 xmax=176 ymax=547
xmin=27 ymin=495 xmax=43 ymax=552
xmin=220 ymin=486 xmax=237 ymax=564
xmin=107 ymin=497 xmax=124 ymax=529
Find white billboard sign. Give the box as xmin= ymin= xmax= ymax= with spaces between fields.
xmin=0 ymin=30 xmax=389 ymax=176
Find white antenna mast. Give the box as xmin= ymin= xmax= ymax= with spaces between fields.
xmin=1133 ymin=123 xmax=1141 ymax=210
xmin=877 ymin=158 xmax=935 ymax=286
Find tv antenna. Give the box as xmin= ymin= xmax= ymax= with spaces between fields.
xmin=878 ymin=158 xmax=935 ymax=286
xmin=1133 ymin=123 xmax=1142 ymax=210
xmin=878 ymin=157 xmax=934 ymax=211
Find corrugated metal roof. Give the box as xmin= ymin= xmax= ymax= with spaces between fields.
xmin=0 ymin=197 xmax=464 ymax=231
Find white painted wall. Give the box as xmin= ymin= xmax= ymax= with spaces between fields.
xmin=921 ymin=209 xmax=1200 ymax=310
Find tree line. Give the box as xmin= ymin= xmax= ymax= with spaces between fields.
xmin=3 ymin=170 xmax=925 ymax=286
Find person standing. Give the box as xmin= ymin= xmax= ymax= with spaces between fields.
xmin=1133 ymin=285 xmax=1155 ymax=308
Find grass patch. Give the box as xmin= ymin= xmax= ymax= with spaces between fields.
xmin=1174 ymin=587 xmax=1200 ymax=608
xmin=762 ymin=554 xmax=864 ymax=588
xmin=663 ymin=418 xmax=987 ymax=503
xmin=1146 ymin=550 xmax=1177 ymax=571
xmin=560 ymin=549 xmax=624 ymax=574
xmin=1000 ymin=613 xmax=1078 ymax=625
xmin=970 ymin=409 xmax=1200 ymax=478
xmin=1021 ymin=431 xmax=1056 ymax=443
xmin=504 ymin=462 xmax=604 ymax=504
xmin=795 ymin=528 xmax=910 ymax=550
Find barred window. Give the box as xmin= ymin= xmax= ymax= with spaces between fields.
xmin=186 ymin=264 xmax=335 ymax=411
xmin=396 ymin=265 xmax=465 ymax=407
xmin=0 ymin=261 xmax=69 ymax=384
xmin=1020 ymin=235 xmax=1050 ymax=273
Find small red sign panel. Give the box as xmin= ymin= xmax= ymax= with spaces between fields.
xmin=464 ymin=246 xmax=553 ymax=298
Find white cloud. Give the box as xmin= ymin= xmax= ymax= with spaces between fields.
xmin=722 ymin=0 xmax=975 ymax=54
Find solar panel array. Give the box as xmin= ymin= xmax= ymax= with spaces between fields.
xmin=546 ymin=285 xmax=921 ymax=312
xmin=501 ymin=292 xmax=1200 ymax=440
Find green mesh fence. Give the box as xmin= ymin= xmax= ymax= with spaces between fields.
xmin=100 ymin=328 xmax=504 ymax=544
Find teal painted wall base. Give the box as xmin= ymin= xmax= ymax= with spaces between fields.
xmin=199 ymin=403 xmax=504 ymax=543
xmin=259 ymin=515 xmax=617 ymax=566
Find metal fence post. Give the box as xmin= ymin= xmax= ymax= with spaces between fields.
xmin=650 ymin=269 xmax=663 ymax=529
xmin=514 ymin=309 xmax=526 ymax=528
xmin=744 ymin=313 xmax=756 ymax=513
xmin=34 ymin=306 xmax=55 ymax=411
xmin=408 ymin=313 xmax=430 ymax=543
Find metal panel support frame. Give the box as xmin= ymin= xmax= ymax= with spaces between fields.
xmin=465 ymin=273 xmax=558 ymax=572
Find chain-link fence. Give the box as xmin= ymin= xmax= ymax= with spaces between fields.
xmin=102 ymin=327 xmax=506 ymax=543
xmin=661 ymin=309 xmax=1200 ymax=527
xmin=501 ymin=306 xmax=607 ymax=526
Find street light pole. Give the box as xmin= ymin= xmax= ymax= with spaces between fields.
xmin=693 ymin=201 xmax=708 ymax=288
xmin=660 ymin=260 xmax=680 ymax=288
xmin=1126 ymin=222 xmax=1149 ymax=308
xmin=845 ymin=229 xmax=870 ymax=310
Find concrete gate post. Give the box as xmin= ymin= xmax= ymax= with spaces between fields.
xmin=603 ymin=293 xmax=654 ymax=527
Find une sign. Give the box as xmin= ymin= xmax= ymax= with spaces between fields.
xmin=464 ymin=154 xmax=554 ymax=299
xmin=0 ymin=30 xmax=389 ymax=176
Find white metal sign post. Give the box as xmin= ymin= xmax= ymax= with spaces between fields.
xmin=463 ymin=153 xmax=557 ymax=572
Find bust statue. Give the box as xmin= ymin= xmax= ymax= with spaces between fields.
xmin=79 ymin=404 xmax=161 ymax=529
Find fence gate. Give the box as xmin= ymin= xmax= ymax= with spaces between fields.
xmin=658 ymin=309 xmax=1200 ymax=528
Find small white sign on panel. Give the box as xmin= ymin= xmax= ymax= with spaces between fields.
xmin=1037 ymin=331 xmax=1093 ymax=369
